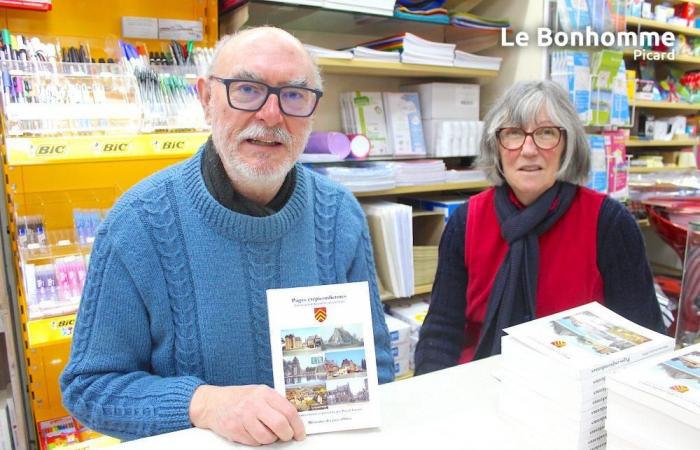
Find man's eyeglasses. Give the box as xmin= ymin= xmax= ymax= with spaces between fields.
xmin=209 ymin=77 xmax=323 ymax=117
xmin=496 ymin=126 xmax=566 ymax=151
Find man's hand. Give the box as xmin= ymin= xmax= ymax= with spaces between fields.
xmin=189 ymin=384 xmax=306 ymax=446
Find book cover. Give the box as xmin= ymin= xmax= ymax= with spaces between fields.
xmin=608 ymin=344 xmax=700 ymax=426
xmin=267 ymin=282 xmax=381 ymax=434
xmin=504 ymin=302 xmax=674 ymax=379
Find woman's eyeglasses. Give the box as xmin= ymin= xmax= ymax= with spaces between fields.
xmin=496 ymin=126 xmax=566 ymax=151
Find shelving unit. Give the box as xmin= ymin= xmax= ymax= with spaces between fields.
xmin=629 ymin=166 xmax=696 ymax=173
xmin=354 ymin=181 xmax=490 ymax=198
xmin=626 ymin=16 xmax=700 ymax=37
xmin=316 ymin=57 xmax=498 ymax=79
xmin=629 ymin=99 xmax=700 ymax=110
xmin=625 ymin=138 xmax=699 ymax=147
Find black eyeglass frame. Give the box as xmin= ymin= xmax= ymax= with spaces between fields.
xmin=496 ymin=126 xmax=567 ymax=151
xmin=209 ymin=76 xmax=324 ymax=117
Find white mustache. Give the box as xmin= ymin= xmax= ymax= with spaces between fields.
xmin=236 ymin=124 xmax=293 ymax=146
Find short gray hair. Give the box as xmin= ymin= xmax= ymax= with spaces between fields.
xmin=206 ymin=27 xmax=323 ymax=91
xmin=476 ymin=80 xmax=590 ymax=185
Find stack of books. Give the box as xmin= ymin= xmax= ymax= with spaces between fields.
xmin=498 ymin=302 xmax=675 ymax=450
xmin=351 ymin=46 xmax=400 ymax=62
xmin=606 ymin=344 xmax=700 ymax=450
xmin=315 ymin=164 xmax=396 ymax=193
xmin=388 ymin=160 xmax=446 ymax=186
xmin=454 ymin=50 xmax=502 ymax=70
xmin=450 ymin=12 xmax=511 ymax=30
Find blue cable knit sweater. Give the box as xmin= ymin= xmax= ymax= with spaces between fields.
xmin=60 ymin=148 xmax=394 ymax=440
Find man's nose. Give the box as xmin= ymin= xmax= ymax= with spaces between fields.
xmin=255 ymin=93 xmax=284 ymax=126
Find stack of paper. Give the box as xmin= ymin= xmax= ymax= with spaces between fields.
xmin=315 ymin=164 xmax=396 ymax=192
xmin=351 ymin=46 xmax=400 ymax=62
xmin=402 ymin=33 xmax=455 ymax=66
xmin=382 ymin=92 xmax=426 ymax=156
xmin=388 ymin=160 xmax=446 ymax=186
xmin=450 ymin=11 xmax=511 ymax=30
xmin=361 ymin=201 xmax=414 ymax=299
xmin=606 ymin=344 xmax=700 ymax=450
xmin=323 ymin=0 xmax=395 ymax=16
xmin=498 ymin=302 xmax=675 ymax=450
xmin=340 ymin=92 xmax=392 ymax=156
xmin=445 ymin=169 xmax=488 ymax=183
xmin=360 ymin=33 xmax=456 ymax=67
xmin=454 ymin=50 xmax=502 ymax=70
xmin=304 ymin=44 xmax=353 ymax=60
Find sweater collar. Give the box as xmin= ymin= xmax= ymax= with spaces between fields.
xmin=183 ymin=144 xmax=309 ymax=242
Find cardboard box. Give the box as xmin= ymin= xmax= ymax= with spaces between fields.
xmin=384 ymin=314 xmax=411 ymax=344
xmin=401 ymin=82 xmax=479 ymax=120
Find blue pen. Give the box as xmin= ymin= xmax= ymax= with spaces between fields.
xmin=1 ymin=69 xmax=10 ymax=105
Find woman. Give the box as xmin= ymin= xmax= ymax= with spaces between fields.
xmin=414 ymin=80 xmax=665 ymax=375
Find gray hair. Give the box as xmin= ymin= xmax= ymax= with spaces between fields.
xmin=475 ymin=80 xmax=590 ymax=185
xmin=206 ymin=26 xmax=323 ymax=91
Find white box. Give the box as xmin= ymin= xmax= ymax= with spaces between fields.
xmin=384 ymin=314 xmax=411 ymax=344
xmin=401 ymin=82 xmax=479 ymax=120
xmin=388 ymin=297 xmax=430 ymax=334
xmin=393 ymin=355 xmax=410 ymax=377
xmin=391 ymin=339 xmax=411 ymax=361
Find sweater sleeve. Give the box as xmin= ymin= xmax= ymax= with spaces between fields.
xmin=343 ymin=195 xmax=395 ymax=384
xmin=597 ymin=197 xmax=666 ymax=334
xmin=414 ymin=202 xmax=468 ymax=375
xmin=59 ymin=220 xmax=205 ymax=441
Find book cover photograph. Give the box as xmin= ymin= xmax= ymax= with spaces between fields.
xmin=504 ymin=302 xmax=673 ymax=372
xmin=627 ymin=347 xmax=700 ymax=411
xmin=267 ymin=282 xmax=381 ymax=434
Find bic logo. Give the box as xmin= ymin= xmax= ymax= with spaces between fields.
xmin=160 ymin=141 xmax=186 ymax=150
xmin=101 ymin=143 xmax=129 ymax=152
xmin=35 ymin=145 xmax=66 ymax=155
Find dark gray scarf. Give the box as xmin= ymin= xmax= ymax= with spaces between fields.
xmin=473 ymin=181 xmax=578 ymax=360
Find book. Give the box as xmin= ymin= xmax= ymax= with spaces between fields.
xmin=606 ymin=344 xmax=700 ymax=450
xmin=499 ymin=302 xmax=674 ymax=450
xmin=267 ymin=282 xmax=381 ymax=434
xmin=503 ymin=302 xmax=674 ymax=380
xmin=381 ymin=92 xmax=426 ymax=156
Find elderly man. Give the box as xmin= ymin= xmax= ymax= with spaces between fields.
xmin=60 ymin=27 xmax=394 ymax=446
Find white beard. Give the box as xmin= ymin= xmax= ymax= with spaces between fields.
xmin=211 ymin=120 xmax=311 ymax=188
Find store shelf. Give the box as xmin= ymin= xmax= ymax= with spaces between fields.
xmin=4 ymin=132 xmax=209 ymax=166
xmin=626 ymin=16 xmax=700 ymax=37
xmin=625 ymin=138 xmax=699 ymax=147
xmin=630 ymin=100 xmax=700 ymax=110
xmin=622 ymin=48 xmax=700 ymax=65
xmin=355 ymin=180 xmax=490 ymax=198
xmin=317 ymin=57 xmax=498 ymax=79
xmin=246 ymin=1 xmax=503 ymax=53
xmin=666 ymin=0 xmax=700 ymax=6
xmin=629 ymin=166 xmax=696 ymax=173
xmin=27 ymin=313 xmax=75 ymax=348
xmin=380 ymin=283 xmax=433 ymax=302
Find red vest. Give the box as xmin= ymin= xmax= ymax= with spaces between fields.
xmin=459 ymin=186 xmax=606 ymax=363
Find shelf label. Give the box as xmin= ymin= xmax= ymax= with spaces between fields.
xmin=93 ymin=138 xmax=136 ymax=155
xmin=28 ymin=313 xmax=76 ymax=347
xmin=152 ymin=133 xmax=208 ymax=154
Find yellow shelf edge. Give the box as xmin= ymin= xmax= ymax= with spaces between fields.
xmin=626 ymin=16 xmax=700 ymax=37
xmin=355 ymin=180 xmax=490 ymax=198
xmin=625 ymin=139 xmax=699 ymax=147
xmin=629 ymin=166 xmax=696 ymax=173
xmin=5 ymin=131 xmax=210 ymax=166
xmin=630 ymin=100 xmax=700 ymax=110
xmin=27 ymin=313 xmax=76 ymax=349
xmin=317 ymin=57 xmax=498 ymax=79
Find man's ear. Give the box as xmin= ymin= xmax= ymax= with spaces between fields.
xmin=197 ymin=77 xmax=212 ymax=124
